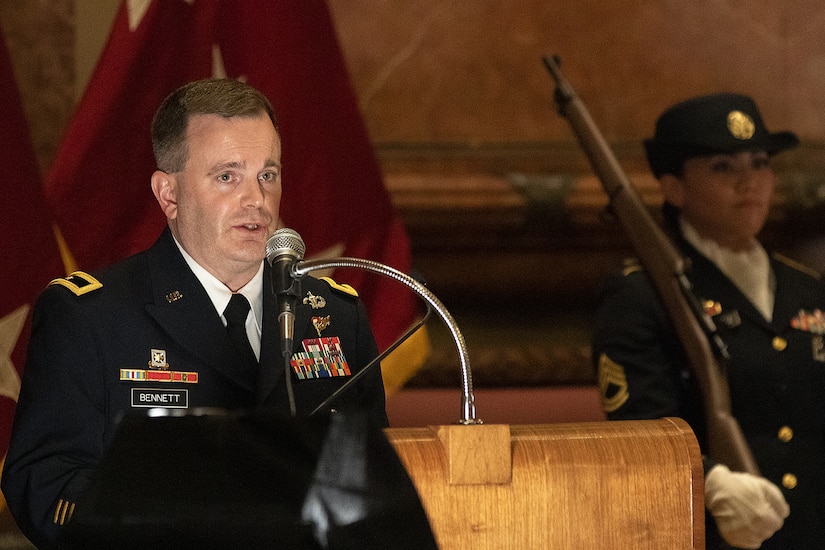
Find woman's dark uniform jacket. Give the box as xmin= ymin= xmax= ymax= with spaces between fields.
xmin=592 ymin=236 xmax=825 ymax=549
xmin=1 ymin=229 xmax=388 ymax=549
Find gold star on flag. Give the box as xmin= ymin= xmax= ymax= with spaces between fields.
xmin=0 ymin=305 xmax=28 ymax=401
xmin=212 ymin=44 xmax=227 ymax=79
xmin=127 ymin=0 xmax=195 ymax=32
xmin=127 ymin=0 xmax=152 ymax=31
xmin=212 ymin=44 xmax=248 ymax=83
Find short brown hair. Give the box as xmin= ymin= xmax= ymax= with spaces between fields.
xmin=151 ymin=79 xmax=277 ymax=172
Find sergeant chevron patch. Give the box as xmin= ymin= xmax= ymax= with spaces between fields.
xmin=598 ymin=353 xmax=629 ymax=413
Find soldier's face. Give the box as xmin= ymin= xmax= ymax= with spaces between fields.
xmin=156 ymin=113 xmax=282 ymax=287
xmin=662 ymin=150 xmax=775 ymax=251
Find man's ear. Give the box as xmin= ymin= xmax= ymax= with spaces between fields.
xmin=151 ymin=170 xmax=178 ymax=219
xmin=659 ymin=173 xmax=685 ymax=208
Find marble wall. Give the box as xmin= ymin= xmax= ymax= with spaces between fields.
xmin=326 ymin=0 xmax=825 ymax=296
xmin=6 ymin=1 xmax=825 ymax=175
xmin=330 ymin=1 xmax=825 ymax=145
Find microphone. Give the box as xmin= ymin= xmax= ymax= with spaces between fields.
xmin=293 ymin=257 xmax=480 ymax=425
xmin=265 ymin=228 xmax=306 ymax=358
xmin=266 ymin=230 xmax=479 ymax=425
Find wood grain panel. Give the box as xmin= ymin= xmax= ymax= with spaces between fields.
xmin=386 ymin=418 xmax=704 ymax=549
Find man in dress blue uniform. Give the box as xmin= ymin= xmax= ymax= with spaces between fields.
xmin=592 ymin=93 xmax=825 ymax=549
xmin=1 ymin=79 xmax=388 ymax=549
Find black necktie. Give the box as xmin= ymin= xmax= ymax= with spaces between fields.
xmin=223 ymin=293 xmax=258 ymax=376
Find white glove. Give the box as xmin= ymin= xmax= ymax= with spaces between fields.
xmin=704 ymin=464 xmax=789 ymax=549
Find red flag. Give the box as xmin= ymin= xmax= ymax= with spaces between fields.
xmin=0 ymin=27 xmax=64 ymax=458
xmin=45 ymin=0 xmax=427 ymax=391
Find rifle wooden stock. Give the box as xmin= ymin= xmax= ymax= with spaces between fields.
xmin=543 ymin=55 xmax=759 ymax=475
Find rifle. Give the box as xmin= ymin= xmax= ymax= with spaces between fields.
xmin=543 ymin=54 xmax=759 ymax=475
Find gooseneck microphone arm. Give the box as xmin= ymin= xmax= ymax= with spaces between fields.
xmin=293 ymin=257 xmax=481 ymax=425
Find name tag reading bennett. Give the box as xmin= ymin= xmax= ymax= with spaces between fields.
xmin=122 ymin=349 xmax=198 ymax=410
xmin=131 ymin=388 xmax=189 ymax=408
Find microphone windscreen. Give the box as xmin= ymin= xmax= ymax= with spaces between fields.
xmin=265 ymin=228 xmax=306 ymax=265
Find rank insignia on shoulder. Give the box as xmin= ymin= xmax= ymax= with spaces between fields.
xmin=48 ymin=271 xmax=102 ymax=296
xmin=320 ymin=276 xmax=358 ymax=297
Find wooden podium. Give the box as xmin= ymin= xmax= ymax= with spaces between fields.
xmin=386 ymin=417 xmax=704 ymax=549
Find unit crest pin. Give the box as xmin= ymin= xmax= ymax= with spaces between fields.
xmin=727 ymin=110 xmax=755 ymax=140
xmin=312 ymin=316 xmax=330 ymax=337
xmin=303 ymin=291 xmax=326 ymax=309
xmin=149 ymin=348 xmax=170 ymax=370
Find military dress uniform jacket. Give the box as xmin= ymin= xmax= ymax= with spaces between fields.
xmin=592 ymin=238 xmax=825 ymax=549
xmin=1 ymin=229 xmax=388 ymax=549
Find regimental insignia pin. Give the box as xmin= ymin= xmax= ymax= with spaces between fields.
xmin=165 ymin=290 xmax=183 ymax=303
xmin=149 ymin=348 xmax=170 ymax=370
xmin=312 ymin=316 xmax=330 ymax=337
xmin=727 ymin=110 xmax=755 ymax=140
xmin=303 ymin=291 xmax=326 ymax=310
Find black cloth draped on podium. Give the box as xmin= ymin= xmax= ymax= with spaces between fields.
xmin=59 ymin=409 xmax=436 ymax=549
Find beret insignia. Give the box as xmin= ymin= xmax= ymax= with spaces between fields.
xmin=727 ymin=110 xmax=755 ymax=140
xmin=49 ymin=271 xmax=102 ymax=296
xmin=319 ymin=276 xmax=358 ymax=297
